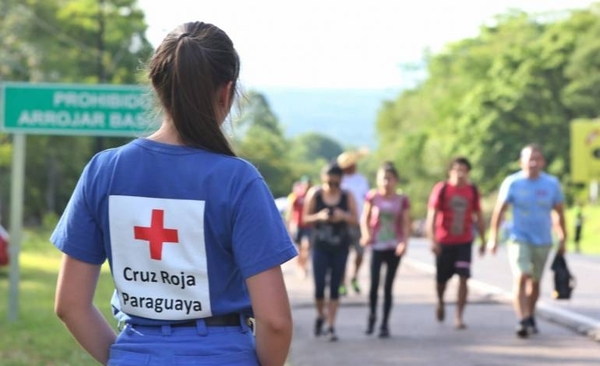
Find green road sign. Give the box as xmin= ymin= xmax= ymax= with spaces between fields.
xmin=1 ymin=82 xmax=158 ymax=136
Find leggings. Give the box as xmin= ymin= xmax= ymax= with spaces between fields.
xmin=312 ymin=247 xmax=349 ymax=300
xmin=369 ymin=249 xmax=401 ymax=325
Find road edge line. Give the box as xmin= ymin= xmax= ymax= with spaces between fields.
xmin=403 ymin=257 xmax=600 ymax=342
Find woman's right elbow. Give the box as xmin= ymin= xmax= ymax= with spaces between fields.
xmin=260 ymin=312 xmax=293 ymax=337
xmin=54 ymin=300 xmax=69 ymax=321
xmin=54 ymin=298 xmax=77 ymax=323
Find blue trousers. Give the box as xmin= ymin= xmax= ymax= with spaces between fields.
xmin=108 ymin=316 xmax=258 ymax=366
xmin=312 ymin=247 xmax=349 ymax=300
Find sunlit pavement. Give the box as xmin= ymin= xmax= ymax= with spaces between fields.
xmin=283 ymin=239 xmax=600 ymax=366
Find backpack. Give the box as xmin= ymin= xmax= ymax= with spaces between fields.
xmin=438 ymin=182 xmax=479 ymax=208
xmin=550 ymin=253 xmax=575 ymax=300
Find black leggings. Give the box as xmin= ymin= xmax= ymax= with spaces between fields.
xmin=312 ymin=248 xmax=349 ymax=300
xmin=369 ymin=249 xmax=401 ymax=325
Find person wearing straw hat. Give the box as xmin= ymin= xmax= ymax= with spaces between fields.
xmin=336 ymin=148 xmax=370 ymax=295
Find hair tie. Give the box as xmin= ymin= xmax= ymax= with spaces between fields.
xmin=178 ymin=32 xmax=190 ymax=41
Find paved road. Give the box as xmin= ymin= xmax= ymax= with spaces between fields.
xmin=283 ymin=238 xmax=600 ymax=366
xmin=405 ymin=238 xmax=600 ymax=339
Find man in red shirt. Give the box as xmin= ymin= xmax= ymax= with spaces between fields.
xmin=426 ymin=157 xmax=486 ymax=329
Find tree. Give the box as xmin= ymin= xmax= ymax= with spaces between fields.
xmin=288 ymin=132 xmax=344 ymax=163
xmin=374 ymin=5 xmax=600 ymax=216
xmin=0 ymin=0 xmax=153 ymax=222
xmin=234 ymin=90 xmax=295 ymax=197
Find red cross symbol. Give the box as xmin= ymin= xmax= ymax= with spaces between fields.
xmin=134 ymin=209 xmax=179 ymax=260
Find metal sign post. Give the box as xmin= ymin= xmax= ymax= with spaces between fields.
xmin=1 ymin=82 xmax=157 ymax=321
xmin=8 ymin=133 xmax=25 ymax=322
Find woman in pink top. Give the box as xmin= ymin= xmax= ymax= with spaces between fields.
xmin=360 ymin=162 xmax=411 ymax=338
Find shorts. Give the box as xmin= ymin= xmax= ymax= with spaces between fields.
xmin=348 ymin=226 xmax=364 ymax=256
xmin=436 ymin=242 xmax=472 ymax=284
xmin=293 ymin=227 xmax=312 ymax=245
xmin=507 ymin=240 xmax=552 ymax=281
xmin=108 ymin=317 xmax=258 ymax=366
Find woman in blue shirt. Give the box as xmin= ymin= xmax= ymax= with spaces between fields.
xmin=52 ymin=21 xmax=297 ymax=366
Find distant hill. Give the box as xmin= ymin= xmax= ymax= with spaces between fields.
xmin=257 ymin=87 xmax=401 ymax=149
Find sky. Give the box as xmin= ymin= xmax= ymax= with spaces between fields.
xmin=139 ymin=0 xmax=597 ymax=90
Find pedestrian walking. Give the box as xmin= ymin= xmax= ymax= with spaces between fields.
xmin=303 ymin=162 xmax=358 ymax=341
xmin=573 ymin=202 xmax=584 ymax=253
xmin=426 ymin=157 xmax=486 ymax=329
xmin=489 ymin=143 xmax=567 ymax=338
xmin=286 ymin=175 xmax=313 ymax=278
xmin=51 ymin=21 xmax=297 ymax=366
xmin=337 ymin=148 xmax=370 ymax=295
xmin=360 ymin=162 xmax=411 ymax=338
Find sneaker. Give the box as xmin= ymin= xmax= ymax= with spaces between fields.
xmin=351 ymin=278 xmax=361 ymax=293
xmin=365 ymin=314 xmax=376 ymax=335
xmin=314 ymin=317 xmax=325 ymax=337
xmin=527 ymin=316 xmax=539 ymax=334
xmin=326 ymin=327 xmax=338 ymax=342
xmin=515 ymin=319 xmax=529 ymax=338
xmin=378 ymin=326 xmax=390 ymax=338
xmin=338 ymin=285 xmax=348 ymax=296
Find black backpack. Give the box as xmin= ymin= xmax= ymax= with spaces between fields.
xmin=550 ymin=253 xmax=576 ymax=300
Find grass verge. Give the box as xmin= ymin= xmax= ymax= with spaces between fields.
xmin=0 ymin=229 xmax=114 ymax=366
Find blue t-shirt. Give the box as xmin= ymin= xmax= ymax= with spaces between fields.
xmin=497 ymin=171 xmax=564 ymax=246
xmin=51 ymin=138 xmax=297 ymax=325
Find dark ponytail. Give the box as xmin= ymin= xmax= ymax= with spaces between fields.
xmin=148 ymin=22 xmax=240 ymax=156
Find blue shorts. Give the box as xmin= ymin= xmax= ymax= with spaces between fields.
xmin=108 ymin=317 xmax=258 ymax=366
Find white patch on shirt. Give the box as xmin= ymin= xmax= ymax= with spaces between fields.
xmin=109 ymin=195 xmax=211 ymax=320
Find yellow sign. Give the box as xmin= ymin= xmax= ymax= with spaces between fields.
xmin=571 ymin=119 xmax=600 ymax=182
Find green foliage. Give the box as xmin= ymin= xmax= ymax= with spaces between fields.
xmin=0 ymin=228 xmax=115 ymax=365
xmin=0 ymin=0 xmax=152 ymax=221
xmin=234 ymin=90 xmax=293 ymax=197
xmin=565 ymin=203 xmax=600 ymax=254
xmin=288 ymin=132 xmax=344 ymax=163
xmin=234 ymin=90 xmax=345 ymax=198
xmin=375 ymin=5 xmax=600 ymax=217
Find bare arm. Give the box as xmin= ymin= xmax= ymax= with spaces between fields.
xmin=360 ymin=198 xmax=373 ymax=246
xmin=489 ymin=200 xmax=509 ymax=254
xmin=402 ymin=206 xmax=412 ymax=242
xmin=396 ymin=204 xmax=412 ymax=256
xmin=302 ymin=188 xmax=328 ymax=225
xmin=474 ymin=210 xmax=487 ymax=256
xmin=425 ymin=208 xmax=440 ymax=255
xmin=553 ymin=202 xmax=567 ymax=255
xmin=55 ymin=255 xmax=116 ymax=365
xmin=246 ymin=266 xmax=293 ymax=366
xmin=285 ymin=195 xmax=295 ymax=232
